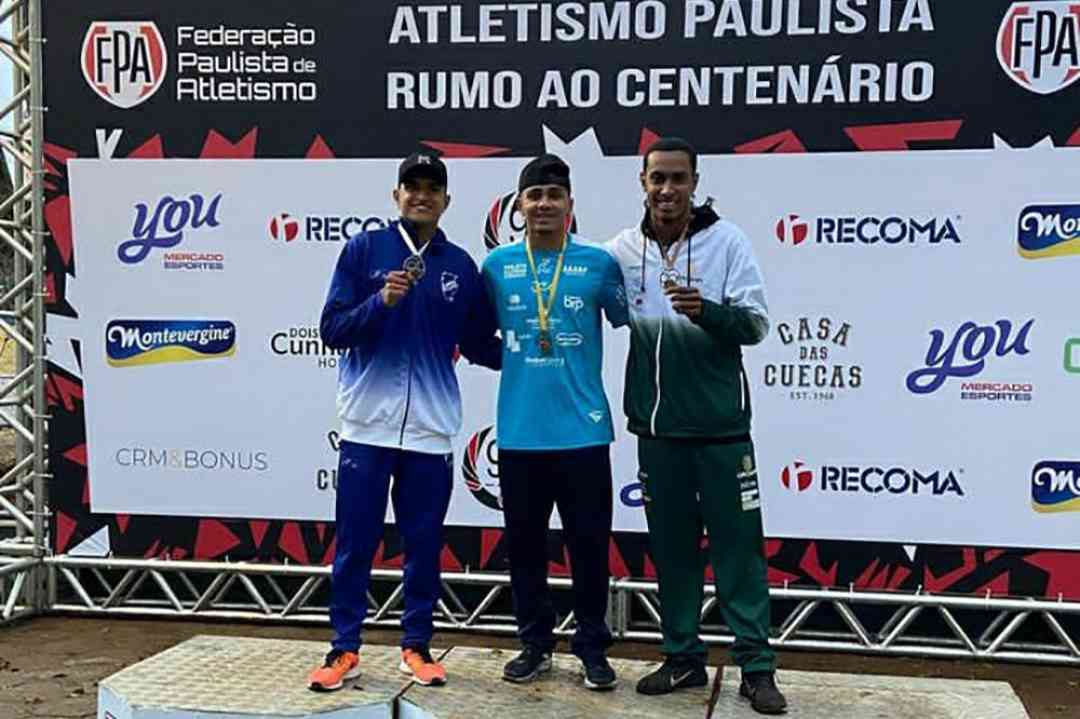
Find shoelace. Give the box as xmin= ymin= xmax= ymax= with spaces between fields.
xmin=324 ymin=651 xmax=351 ymax=668
xmin=406 ymin=648 xmax=436 ymax=664
xmin=662 ymin=660 xmax=697 ymax=678
xmin=748 ymin=674 xmax=777 ymax=691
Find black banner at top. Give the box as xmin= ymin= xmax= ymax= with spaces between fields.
xmin=43 ymin=1 xmax=1080 ymax=159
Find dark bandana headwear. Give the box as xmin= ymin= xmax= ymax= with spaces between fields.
xmin=518 ymin=154 xmax=571 ymax=193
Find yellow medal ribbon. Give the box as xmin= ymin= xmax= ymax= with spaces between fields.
xmin=524 ymin=233 xmax=568 ymax=352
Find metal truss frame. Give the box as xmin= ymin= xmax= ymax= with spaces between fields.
xmin=0 ymin=0 xmax=47 ymax=626
xmin=0 ymin=0 xmax=1078 ymax=672
xmin=45 ymin=557 xmax=1080 ymax=666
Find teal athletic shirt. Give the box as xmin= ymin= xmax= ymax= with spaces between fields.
xmin=481 ymin=234 xmax=629 ymax=451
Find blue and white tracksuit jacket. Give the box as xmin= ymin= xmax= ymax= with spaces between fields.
xmin=319 ymin=218 xmax=500 ymax=651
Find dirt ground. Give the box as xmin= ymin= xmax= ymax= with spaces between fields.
xmin=0 ymin=616 xmax=1076 ymax=719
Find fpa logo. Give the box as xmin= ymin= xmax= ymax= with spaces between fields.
xmin=997 ymin=2 xmax=1080 ymax=95
xmin=81 ymin=21 xmax=167 ymax=109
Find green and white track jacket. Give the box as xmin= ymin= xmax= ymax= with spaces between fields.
xmin=607 ymin=206 xmax=769 ymax=439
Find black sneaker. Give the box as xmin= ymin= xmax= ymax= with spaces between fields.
xmin=581 ymin=656 xmax=617 ymax=690
xmin=740 ymin=671 xmax=788 ymax=715
xmin=502 ymin=646 xmax=552 ymax=683
xmin=635 ymin=655 xmax=708 ymax=695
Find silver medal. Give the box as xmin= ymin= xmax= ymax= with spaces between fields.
xmin=403 ymin=254 xmax=426 ymax=281
xmin=659 ymin=267 xmax=680 ymax=289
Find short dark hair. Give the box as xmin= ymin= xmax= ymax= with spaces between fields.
xmin=518 ymin=153 xmax=572 ymax=193
xmin=643 ymin=137 xmax=697 ymax=173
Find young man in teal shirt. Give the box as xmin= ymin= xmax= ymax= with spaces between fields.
xmin=481 ymin=154 xmax=628 ymax=690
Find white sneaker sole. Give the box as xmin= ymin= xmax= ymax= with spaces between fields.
xmin=583 ymin=675 xmax=618 ymax=691
xmin=399 ymin=660 xmax=447 ymax=686
xmin=308 ymin=665 xmax=361 ymax=692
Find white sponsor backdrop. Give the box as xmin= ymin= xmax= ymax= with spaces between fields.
xmin=67 ymin=145 xmax=1080 ymax=549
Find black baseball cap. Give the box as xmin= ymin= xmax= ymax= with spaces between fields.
xmin=398 ymin=152 xmax=448 ymax=187
xmin=518 ymin=154 xmax=571 ymax=193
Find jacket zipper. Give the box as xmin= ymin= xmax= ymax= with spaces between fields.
xmin=398 ymin=286 xmax=416 ymax=446
xmin=739 ymin=367 xmax=746 ymax=412
xmin=647 ymin=240 xmax=666 ymax=436
xmin=399 ymin=351 xmax=410 ymax=442
xmin=649 ymin=318 xmax=663 ymax=435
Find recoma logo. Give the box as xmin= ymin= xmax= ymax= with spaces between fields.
xmin=782 ymin=460 xmax=965 ymax=497
xmin=118 ymin=193 xmax=223 ymax=264
xmin=775 ymin=213 xmax=961 ymax=246
xmin=906 ymin=319 xmax=1034 ymax=395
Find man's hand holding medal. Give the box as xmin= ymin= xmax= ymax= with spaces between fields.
xmin=380 ymin=270 xmax=414 ymax=308
xmin=664 ymin=283 xmax=703 ymax=318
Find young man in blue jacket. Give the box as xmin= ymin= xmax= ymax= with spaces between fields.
xmin=309 ymin=153 xmax=501 ymax=691
xmin=482 ymin=154 xmax=629 ymax=691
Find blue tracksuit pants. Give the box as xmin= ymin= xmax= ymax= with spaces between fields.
xmin=329 ymin=440 xmax=452 ymax=652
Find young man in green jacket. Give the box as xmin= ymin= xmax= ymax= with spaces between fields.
xmin=607 ymin=138 xmax=787 ymax=715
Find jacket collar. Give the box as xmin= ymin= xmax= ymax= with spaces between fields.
xmin=396 ymin=217 xmax=447 ymax=250
xmin=640 ymin=203 xmax=721 ymax=243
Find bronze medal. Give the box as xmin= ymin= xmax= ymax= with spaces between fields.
xmin=538 ymin=329 xmax=553 ymax=355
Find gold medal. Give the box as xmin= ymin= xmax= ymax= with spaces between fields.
xmin=525 ymin=233 xmax=567 ymax=357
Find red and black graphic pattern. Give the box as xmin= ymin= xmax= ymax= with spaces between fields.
xmin=41 ymin=1 xmax=1080 ymax=600
xmin=41 ymin=119 xmax=1080 ymax=600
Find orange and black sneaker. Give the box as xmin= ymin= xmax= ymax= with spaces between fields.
xmin=399 ymin=646 xmax=447 ymax=686
xmin=308 ymin=649 xmax=360 ymax=692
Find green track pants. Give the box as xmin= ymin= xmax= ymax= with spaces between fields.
xmin=638 ymin=436 xmax=775 ymax=672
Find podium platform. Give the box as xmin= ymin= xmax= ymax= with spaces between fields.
xmin=97 ymin=636 xmax=407 ymax=719
xmin=398 ymin=646 xmax=1030 ymax=719
xmin=397 ymin=646 xmax=721 ymax=719
xmin=98 ymin=636 xmax=1031 ymax=719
